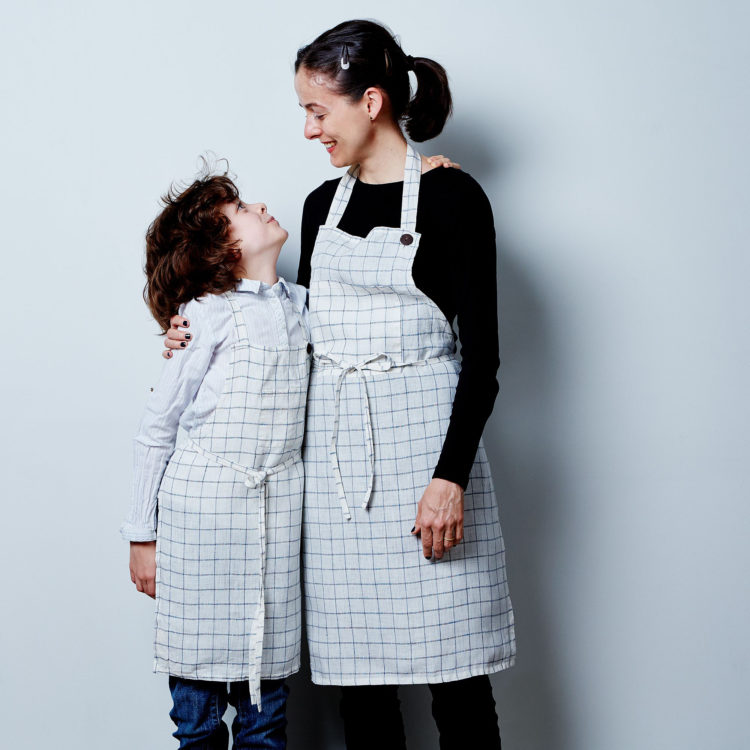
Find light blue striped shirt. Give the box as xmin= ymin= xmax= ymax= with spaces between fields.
xmin=120 ymin=277 xmax=308 ymax=541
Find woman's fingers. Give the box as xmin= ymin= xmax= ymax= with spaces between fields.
xmin=444 ymin=524 xmax=457 ymax=550
xmin=432 ymin=527 xmax=446 ymax=560
xmin=421 ymin=527 xmax=433 ymax=559
xmin=164 ymin=317 xmax=191 ymax=357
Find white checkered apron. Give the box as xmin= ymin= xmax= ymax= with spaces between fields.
xmin=303 ymin=144 xmax=516 ymax=685
xmin=154 ymin=291 xmax=310 ymax=708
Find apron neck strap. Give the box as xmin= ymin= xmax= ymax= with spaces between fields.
xmin=222 ymin=290 xmax=250 ymax=344
xmin=323 ymin=143 xmax=422 ymax=233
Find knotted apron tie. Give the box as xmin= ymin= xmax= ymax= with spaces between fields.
xmin=187 ymin=439 xmax=299 ymax=710
xmin=314 ymin=352 xmax=455 ymax=521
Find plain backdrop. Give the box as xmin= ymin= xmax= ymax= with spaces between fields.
xmin=1 ymin=1 xmax=748 ymax=748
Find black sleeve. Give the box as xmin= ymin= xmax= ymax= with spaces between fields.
xmin=296 ymin=194 xmax=315 ymax=287
xmin=432 ymin=177 xmax=500 ymax=489
xmin=297 ymin=182 xmax=335 ymax=287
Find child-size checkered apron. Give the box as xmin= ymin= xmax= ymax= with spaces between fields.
xmin=303 ymin=144 xmax=516 ymax=685
xmin=154 ymin=290 xmax=310 ymax=707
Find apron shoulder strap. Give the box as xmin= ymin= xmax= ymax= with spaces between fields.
xmin=324 ymin=164 xmax=360 ymax=228
xmin=222 ymin=290 xmax=250 ymax=344
xmin=400 ymin=144 xmax=422 ymax=233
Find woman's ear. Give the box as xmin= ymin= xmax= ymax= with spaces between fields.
xmin=363 ymin=87 xmax=385 ymax=121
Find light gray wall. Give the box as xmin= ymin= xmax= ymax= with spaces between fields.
xmin=1 ymin=1 xmax=747 ymax=748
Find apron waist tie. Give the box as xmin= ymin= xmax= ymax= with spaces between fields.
xmin=313 ymin=352 xmax=455 ymax=521
xmin=186 ymin=439 xmax=299 ymax=710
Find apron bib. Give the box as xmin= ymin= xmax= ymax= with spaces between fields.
xmin=303 ymin=144 xmax=516 ymax=685
xmin=155 ymin=290 xmax=310 ymax=707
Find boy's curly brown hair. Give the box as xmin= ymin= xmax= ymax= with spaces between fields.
xmin=144 ymin=170 xmax=241 ymax=333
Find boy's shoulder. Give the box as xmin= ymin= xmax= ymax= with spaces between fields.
xmin=282 ymin=279 xmax=309 ymax=312
xmin=177 ymin=293 xmax=232 ymax=332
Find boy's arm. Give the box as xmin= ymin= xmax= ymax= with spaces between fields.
xmin=120 ymin=298 xmax=218 ymax=542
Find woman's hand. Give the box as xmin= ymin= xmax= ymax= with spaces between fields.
xmin=162 ymin=314 xmax=191 ymax=359
xmin=412 ymin=478 xmax=464 ymax=560
xmin=426 ymin=154 xmax=461 ymax=170
xmin=129 ymin=541 xmax=157 ymax=598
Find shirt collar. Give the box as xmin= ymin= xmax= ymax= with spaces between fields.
xmin=235 ymin=276 xmax=289 ymax=296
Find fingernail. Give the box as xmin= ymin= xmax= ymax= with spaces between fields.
xmin=182 ymin=320 xmax=188 ymax=326
xmin=166 ymin=351 xmax=172 ymax=358
xmin=180 ymin=342 xmax=186 ymax=347
xmin=185 ymin=333 xmax=191 ymax=340
xmin=410 ymin=526 xmax=415 ymax=533
xmin=425 ymin=554 xmax=431 ymax=560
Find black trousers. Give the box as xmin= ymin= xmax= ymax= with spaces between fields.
xmin=339 ymin=675 xmax=502 ymax=750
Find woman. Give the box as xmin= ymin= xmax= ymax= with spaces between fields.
xmin=168 ymin=19 xmax=515 ymax=749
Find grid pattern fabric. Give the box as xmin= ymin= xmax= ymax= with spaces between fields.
xmin=304 ymin=144 xmax=516 ymax=685
xmin=154 ymin=292 xmax=310 ymax=708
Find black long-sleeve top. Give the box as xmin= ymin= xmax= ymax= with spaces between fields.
xmin=297 ymin=167 xmax=500 ymax=490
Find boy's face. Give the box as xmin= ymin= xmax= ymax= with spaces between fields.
xmin=222 ymin=199 xmax=288 ymax=258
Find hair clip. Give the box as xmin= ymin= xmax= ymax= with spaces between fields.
xmin=340 ymin=42 xmax=350 ymax=70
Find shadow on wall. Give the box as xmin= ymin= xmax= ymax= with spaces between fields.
xmin=284 ymin=118 xmax=569 ymax=749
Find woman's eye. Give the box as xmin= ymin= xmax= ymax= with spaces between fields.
xmin=314 ymin=114 xmax=325 ymax=121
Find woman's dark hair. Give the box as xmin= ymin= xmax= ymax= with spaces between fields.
xmin=144 ymin=163 xmax=241 ymax=333
xmin=295 ymin=19 xmax=452 ymax=142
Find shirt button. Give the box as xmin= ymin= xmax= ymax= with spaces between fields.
xmin=400 ymin=233 xmax=413 ymax=245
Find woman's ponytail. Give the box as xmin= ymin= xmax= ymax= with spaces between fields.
xmin=404 ymin=56 xmax=453 ymax=142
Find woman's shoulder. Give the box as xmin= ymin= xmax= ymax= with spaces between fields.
xmin=421 ymin=165 xmax=490 ymax=202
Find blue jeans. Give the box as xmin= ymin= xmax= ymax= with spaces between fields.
xmin=168 ymin=676 xmax=289 ymax=749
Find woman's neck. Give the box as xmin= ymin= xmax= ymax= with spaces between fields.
xmin=357 ymin=126 xmax=408 ymax=184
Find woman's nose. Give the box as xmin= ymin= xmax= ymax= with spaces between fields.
xmin=304 ymin=117 xmax=321 ymax=140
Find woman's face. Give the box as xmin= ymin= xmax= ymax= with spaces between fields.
xmin=294 ymin=67 xmax=372 ymax=168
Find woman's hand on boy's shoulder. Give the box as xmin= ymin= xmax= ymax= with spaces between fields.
xmin=163 ymin=314 xmax=192 ymax=359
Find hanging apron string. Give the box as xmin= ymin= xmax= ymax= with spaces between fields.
xmin=313 ymin=352 xmax=456 ymax=520
xmin=187 ymin=439 xmax=299 ymax=711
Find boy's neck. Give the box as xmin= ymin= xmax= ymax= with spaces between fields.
xmin=234 ymin=259 xmax=280 ymax=286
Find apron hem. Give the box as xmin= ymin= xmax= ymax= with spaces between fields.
xmin=309 ymin=656 xmax=516 ymax=686
xmin=153 ymin=660 xmax=301 ymax=682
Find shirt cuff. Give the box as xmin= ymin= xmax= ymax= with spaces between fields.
xmin=119 ymin=521 xmax=157 ymax=542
